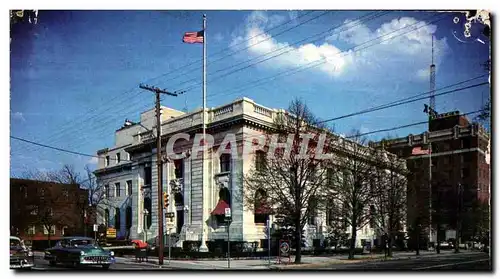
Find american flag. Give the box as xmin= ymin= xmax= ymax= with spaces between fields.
xmin=411 ymin=146 xmax=431 ymax=155
xmin=183 ymin=30 xmax=204 ymax=44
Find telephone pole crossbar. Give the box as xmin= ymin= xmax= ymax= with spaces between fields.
xmin=139 ymin=83 xmax=178 ymax=266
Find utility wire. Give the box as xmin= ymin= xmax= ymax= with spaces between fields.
xmin=172 ymin=11 xmax=386 ymax=89
xmin=159 ymin=11 xmax=332 ymax=87
xmin=204 ymin=13 xmax=452 ymax=101
xmin=11 ymin=109 xmax=484 ymax=165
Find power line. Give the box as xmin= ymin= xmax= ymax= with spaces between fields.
xmin=204 ymin=13 xmax=452 ymax=102
xmin=179 ymin=11 xmax=389 ymax=92
xmin=349 ymin=109 xmax=484 ymax=139
xmin=159 ymin=11 xmax=332 ymax=87
xmin=145 ymin=11 xmax=316 ymax=86
xmin=18 ymin=11 xmax=329 ymax=155
xmin=318 ymin=81 xmax=489 ymax=124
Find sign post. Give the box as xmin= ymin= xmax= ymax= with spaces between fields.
xmin=93 ymin=224 xmax=98 ymax=242
xmin=267 ymin=219 xmax=271 ymax=267
xmin=224 ymin=208 xmax=232 ymax=269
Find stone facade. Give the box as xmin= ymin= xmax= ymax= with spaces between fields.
xmin=95 ymin=97 xmax=401 ymax=249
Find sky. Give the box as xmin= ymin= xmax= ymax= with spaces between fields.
xmin=9 ymin=10 xmax=491 ymax=177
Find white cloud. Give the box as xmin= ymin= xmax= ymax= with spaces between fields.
xmin=213 ymin=32 xmax=224 ymax=42
xmin=11 ymin=112 xmax=25 ymax=122
xmin=87 ymin=157 xmax=98 ymax=165
xmin=231 ymin=12 xmax=449 ymax=80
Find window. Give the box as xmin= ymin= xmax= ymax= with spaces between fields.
xmin=30 ymin=206 xmax=38 ymax=215
xmin=104 ymin=184 xmax=109 ymax=198
xmin=126 ymin=180 xmax=132 ymax=196
xmin=39 ymin=188 xmax=46 ymax=198
xmin=126 ymin=206 xmax=132 ymax=229
xmin=27 ymin=226 xmax=36 ymax=235
xmin=47 ymin=207 xmax=53 ymax=216
xmin=442 ymin=156 xmax=450 ymax=166
xmin=220 ymin=154 xmax=231 ymax=173
xmin=461 ymin=168 xmax=470 ymax=178
xmin=61 ymin=226 xmax=68 ymax=236
xmin=144 ymin=167 xmax=152 ymax=186
xmin=307 ymin=196 xmax=317 ymax=226
xmin=43 ymin=225 xmax=56 ymax=235
xmin=104 ymin=209 xmax=110 ymax=226
xmin=443 ymin=142 xmax=451 ymax=152
xmin=370 ymin=204 xmax=376 ymax=229
xmin=431 ymin=158 xmax=438 ymax=168
xmin=20 ymin=186 xmax=28 ymax=199
xmin=254 ymin=189 xmax=270 ymax=224
xmin=115 ymin=208 xmax=121 ymax=229
xmin=255 ymin=151 xmax=266 ymax=172
xmin=326 ymin=168 xmax=334 ymax=186
xmin=115 ymin=182 xmax=120 ymax=197
xmin=174 ymin=159 xmax=184 ymax=179
xmin=62 ymin=189 xmax=69 ymax=200
xmin=116 ymin=153 xmax=121 ymax=164
xmin=105 ymin=156 xmax=110 ymax=167
xmin=216 ymin=188 xmax=231 ymax=226
xmin=125 ymin=152 xmax=130 ymax=161
xmin=461 ymin=138 xmax=471 ymax=149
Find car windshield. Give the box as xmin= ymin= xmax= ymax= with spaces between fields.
xmin=69 ymin=239 xmax=97 ymax=247
xmin=10 ymin=239 xmax=22 ymax=248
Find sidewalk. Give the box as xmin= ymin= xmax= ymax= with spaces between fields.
xmin=115 ymin=250 xmax=482 ymax=270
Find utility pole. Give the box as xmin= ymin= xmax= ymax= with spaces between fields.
xmin=455 ymin=183 xmax=463 ymax=253
xmin=139 ymin=84 xmax=178 ymax=266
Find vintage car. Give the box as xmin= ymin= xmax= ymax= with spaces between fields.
xmin=10 ymin=236 xmax=34 ymax=269
xmin=44 ymin=237 xmax=115 ymax=269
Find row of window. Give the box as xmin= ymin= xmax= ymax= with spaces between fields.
xmin=103 ymin=207 xmax=133 ymax=230
xmin=104 ymin=180 xmax=133 ymax=198
xmin=104 ymin=151 xmax=130 ymax=167
xmin=25 ymin=225 xmax=63 ymax=235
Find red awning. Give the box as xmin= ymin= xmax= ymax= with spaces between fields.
xmin=211 ymin=199 xmax=230 ymax=215
xmin=255 ymin=201 xmax=273 ymax=214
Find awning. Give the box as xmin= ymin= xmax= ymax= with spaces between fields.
xmin=211 ymin=199 xmax=230 ymax=215
xmin=255 ymin=201 xmax=273 ymax=214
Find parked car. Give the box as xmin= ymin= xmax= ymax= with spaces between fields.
xmin=10 ymin=236 xmax=34 ymax=270
xmin=44 ymin=237 xmax=115 ymax=269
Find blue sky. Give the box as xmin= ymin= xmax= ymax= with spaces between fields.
xmin=10 ymin=10 xmax=490 ymax=176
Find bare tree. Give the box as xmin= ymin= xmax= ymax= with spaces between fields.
xmin=244 ymin=98 xmax=331 ymax=264
xmin=326 ymin=131 xmax=376 ymax=259
xmin=372 ymin=150 xmax=407 ymax=257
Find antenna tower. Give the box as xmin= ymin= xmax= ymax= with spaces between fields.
xmin=430 ymin=36 xmax=436 ymax=111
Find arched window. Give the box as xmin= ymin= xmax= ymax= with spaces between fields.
xmin=104 ymin=209 xmax=110 ymax=227
xmin=219 ymin=187 xmax=230 ymax=205
xmin=254 ymin=189 xmax=270 ymax=224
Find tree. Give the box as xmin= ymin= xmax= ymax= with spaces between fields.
xmin=372 ymin=150 xmax=407 ymax=257
xmin=244 ymin=98 xmax=331 ymax=264
xmin=326 ymin=131 xmax=376 ymax=259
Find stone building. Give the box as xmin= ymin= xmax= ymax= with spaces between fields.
xmin=95 ymin=97 xmax=404 ymax=250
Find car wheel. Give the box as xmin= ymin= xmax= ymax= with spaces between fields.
xmin=102 ymin=264 xmax=110 ymax=270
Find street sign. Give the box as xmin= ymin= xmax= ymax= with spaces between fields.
xmin=225 ymin=208 xmax=231 ymax=217
xmin=106 ymin=228 xmax=116 ymax=238
xmin=280 ymin=241 xmax=290 ymax=255
xmin=93 ymin=224 xmax=98 ymax=232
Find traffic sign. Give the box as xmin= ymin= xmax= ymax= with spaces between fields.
xmin=280 ymin=241 xmax=290 ymax=255
xmin=225 ymin=208 xmax=231 ymax=217
xmin=93 ymin=224 xmax=98 ymax=232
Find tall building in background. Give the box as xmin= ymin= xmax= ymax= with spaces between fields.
xmin=370 ymin=111 xmax=490 ymax=245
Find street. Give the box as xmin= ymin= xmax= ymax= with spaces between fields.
xmin=321 ymin=252 xmax=491 ymax=271
xmin=14 ymin=251 xmax=491 ymax=271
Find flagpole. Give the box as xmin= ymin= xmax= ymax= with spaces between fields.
xmin=199 ymin=13 xmax=209 ymax=252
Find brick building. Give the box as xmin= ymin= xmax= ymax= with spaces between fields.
xmin=370 ymin=111 xmax=490 ymax=245
xmin=10 ymin=178 xmax=93 ymax=247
